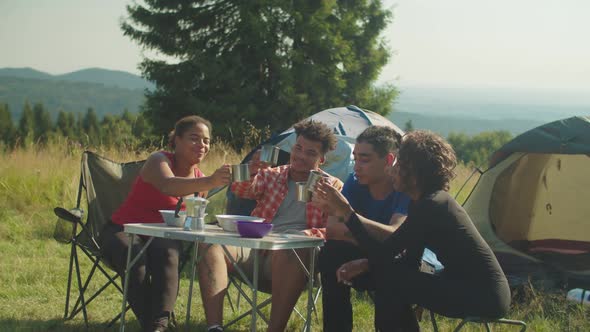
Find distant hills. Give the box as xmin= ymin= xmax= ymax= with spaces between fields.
xmin=0 ymin=67 xmax=54 ymax=80
xmin=0 ymin=67 xmax=152 ymax=120
xmin=0 ymin=67 xmax=154 ymax=90
xmin=388 ymin=85 xmax=590 ymax=137
xmin=1 ymin=67 xmax=588 ymax=137
xmin=387 ymin=111 xmax=545 ymax=137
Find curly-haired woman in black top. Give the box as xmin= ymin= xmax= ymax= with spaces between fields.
xmin=314 ymin=130 xmax=510 ymax=331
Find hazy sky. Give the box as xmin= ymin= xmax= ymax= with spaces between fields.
xmin=1 ymin=0 xmax=589 ymax=91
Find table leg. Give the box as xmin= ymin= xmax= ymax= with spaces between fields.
xmin=305 ymin=247 xmax=316 ymax=332
xmin=120 ymin=235 xmax=154 ymax=332
xmin=186 ymin=240 xmax=199 ymax=331
xmin=220 ymin=246 xmax=269 ymax=329
xmin=119 ymin=233 xmax=134 ymax=332
xmin=251 ymin=249 xmax=259 ymax=332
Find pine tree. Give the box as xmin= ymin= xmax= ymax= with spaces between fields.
xmin=74 ymin=112 xmax=84 ymax=142
xmin=18 ymin=102 xmax=35 ymax=147
xmin=102 ymin=114 xmax=136 ymax=149
xmin=82 ymin=108 xmax=100 ymax=146
xmin=121 ymin=108 xmax=135 ymax=125
xmin=403 ymin=119 xmax=414 ymax=132
xmin=33 ymin=103 xmax=52 ymax=144
xmin=0 ymin=104 xmax=16 ymax=147
xmin=132 ymin=113 xmax=151 ymax=140
xmin=56 ymin=110 xmax=74 ymax=137
xmin=123 ymin=0 xmax=397 ymax=147
xmin=100 ymin=114 xmax=116 ymax=147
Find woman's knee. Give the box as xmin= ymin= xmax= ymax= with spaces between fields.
xmin=198 ymin=243 xmax=226 ymax=262
xmin=103 ymin=239 xmax=146 ymax=272
xmin=150 ymin=240 xmax=180 ymax=267
xmin=198 ymin=242 xmax=222 ymax=254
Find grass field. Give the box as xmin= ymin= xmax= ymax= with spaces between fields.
xmin=0 ymin=142 xmax=588 ymax=331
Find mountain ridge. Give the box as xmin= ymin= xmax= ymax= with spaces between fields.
xmin=0 ymin=75 xmax=145 ymax=120
xmin=393 ymin=85 xmax=590 ymax=123
xmin=386 ymin=111 xmax=545 ymax=137
xmin=0 ymin=67 xmax=154 ymax=91
xmin=1 ymin=67 xmax=587 ymax=137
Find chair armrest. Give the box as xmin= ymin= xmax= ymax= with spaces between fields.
xmin=54 ymin=207 xmax=84 ymax=224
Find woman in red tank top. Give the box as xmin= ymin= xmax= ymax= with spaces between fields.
xmin=102 ymin=115 xmax=231 ymax=332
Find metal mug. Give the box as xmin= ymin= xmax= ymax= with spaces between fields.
xmin=231 ymin=164 xmax=251 ymax=182
xmin=296 ymin=181 xmax=311 ymax=202
xmin=260 ymin=145 xmax=280 ymax=166
xmin=305 ymin=170 xmax=329 ymax=192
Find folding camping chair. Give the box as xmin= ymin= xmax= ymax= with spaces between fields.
xmin=422 ymin=266 xmax=526 ymax=332
xmin=52 ymin=151 xmax=145 ymax=328
xmin=364 ymin=293 xmax=527 ymax=331
xmin=222 ymin=249 xmax=323 ymax=331
xmin=428 ymin=311 xmax=527 ymax=332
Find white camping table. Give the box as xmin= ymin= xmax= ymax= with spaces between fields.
xmin=119 ymin=223 xmax=323 ymax=332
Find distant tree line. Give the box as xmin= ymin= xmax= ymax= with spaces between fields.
xmin=1 ymin=100 xmax=513 ymax=166
xmin=403 ymin=120 xmax=511 ymax=166
xmin=0 ymin=102 xmax=155 ymax=151
xmin=447 ymin=130 xmax=513 ymax=167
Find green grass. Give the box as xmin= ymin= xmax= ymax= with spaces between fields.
xmin=1 ymin=144 xmax=589 ymax=331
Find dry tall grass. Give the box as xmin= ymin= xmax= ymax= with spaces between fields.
xmin=1 ymin=143 xmax=588 ymax=331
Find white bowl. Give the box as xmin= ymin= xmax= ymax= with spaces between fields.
xmin=159 ymin=210 xmax=186 ymax=227
xmin=215 ymin=215 xmax=264 ymax=232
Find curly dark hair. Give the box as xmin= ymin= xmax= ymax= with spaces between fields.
xmin=168 ymin=115 xmax=212 ymax=149
xmin=397 ymin=130 xmax=457 ymax=194
xmin=293 ymin=120 xmax=338 ymax=154
xmin=356 ymin=126 xmax=402 ymax=157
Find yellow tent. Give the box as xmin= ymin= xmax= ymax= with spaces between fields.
xmin=464 ymin=116 xmax=590 ymax=286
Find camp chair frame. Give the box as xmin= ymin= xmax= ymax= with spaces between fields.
xmin=55 ymin=151 xmax=214 ymax=328
xmin=429 ymin=311 xmax=527 ymax=332
xmin=222 ymin=246 xmax=323 ymax=331
xmin=54 ymin=151 xmax=145 ymax=328
xmin=56 ymin=206 xmax=131 ymax=328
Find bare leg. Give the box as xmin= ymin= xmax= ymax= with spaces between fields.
xmin=197 ymin=244 xmax=238 ymax=326
xmin=267 ymin=248 xmax=310 ymax=332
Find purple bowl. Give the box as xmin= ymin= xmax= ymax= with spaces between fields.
xmin=236 ymin=221 xmax=273 ymax=238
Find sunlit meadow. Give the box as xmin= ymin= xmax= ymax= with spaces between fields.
xmin=0 ymin=140 xmax=587 ymax=331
